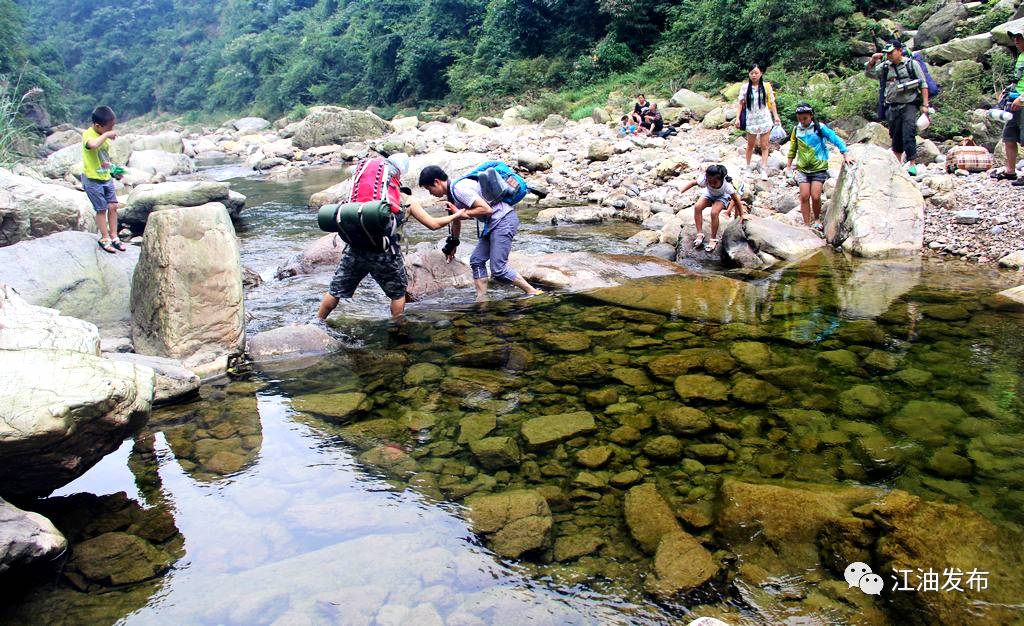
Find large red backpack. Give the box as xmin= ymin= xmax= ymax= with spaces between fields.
xmin=349 ymin=157 xmax=402 ymax=214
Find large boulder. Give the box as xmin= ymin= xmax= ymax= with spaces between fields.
xmin=824 ymin=144 xmax=924 ymax=257
xmin=668 ymin=89 xmax=719 ymax=120
xmin=308 ymin=179 xmax=352 ymax=210
xmin=990 ymin=16 xmax=1024 ymax=46
xmin=0 ymin=497 xmax=66 ymax=575
xmin=720 ymin=218 xmax=826 ymax=268
xmin=291 ymin=106 xmax=393 ymax=149
xmin=916 ymin=0 xmax=969 ymax=48
xmin=0 ymin=231 xmax=138 ymax=334
xmin=247 ymin=324 xmax=341 ymax=363
xmin=43 ymin=140 xmax=132 ymax=179
xmin=123 ymin=181 xmax=244 ymax=228
xmin=130 ymin=203 xmax=245 ymax=376
xmin=103 ymin=352 xmax=200 ymax=404
xmin=507 ymin=252 xmax=685 ymax=291
xmin=403 ymin=151 xmax=487 ymax=190
xmin=129 ymin=131 xmax=184 ymax=154
xmin=232 ymin=117 xmax=271 ymax=133
xmin=582 ymin=273 xmax=761 ymax=324
xmin=0 ymin=348 xmax=154 ymax=497
xmin=127 ymin=150 xmax=194 ymax=177
xmin=0 ymin=168 xmax=94 ymax=246
xmin=465 ymin=490 xmax=553 ymax=558
xmin=0 ymin=284 xmax=100 ymax=354
xmin=922 ymin=33 xmax=993 ymax=64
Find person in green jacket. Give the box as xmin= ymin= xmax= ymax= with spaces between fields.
xmin=785 ymin=103 xmax=855 ymax=230
xmin=991 ymin=27 xmax=1024 ymax=186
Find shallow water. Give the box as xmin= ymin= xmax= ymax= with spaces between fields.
xmin=5 ymin=168 xmax=1024 ymax=625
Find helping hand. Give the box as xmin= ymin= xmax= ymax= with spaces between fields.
xmin=843 ymin=154 xmax=856 ymax=165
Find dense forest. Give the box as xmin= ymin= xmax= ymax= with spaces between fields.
xmin=5 ymin=0 xmax=870 ymax=120
xmin=0 ymin=0 xmax=1018 ymax=131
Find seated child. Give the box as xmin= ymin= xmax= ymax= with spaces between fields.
xmin=679 ymin=164 xmax=746 ymax=252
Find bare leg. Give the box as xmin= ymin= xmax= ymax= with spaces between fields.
xmin=745 ymin=133 xmax=755 ymax=166
xmin=389 ymin=296 xmax=406 ymax=318
xmin=799 ymin=183 xmax=812 ymax=225
xmin=317 ymin=294 xmax=339 ymax=320
xmin=810 ymin=181 xmax=824 ymax=222
xmin=693 ymin=197 xmax=710 ymax=238
xmin=709 ymin=202 xmax=725 ymax=239
xmin=511 ymin=275 xmax=539 ymax=295
xmin=1006 ymin=140 xmax=1018 ymax=175
xmin=107 ymin=203 xmax=119 ymax=238
xmin=95 ymin=209 xmax=111 ymax=241
xmin=759 ymin=133 xmax=771 ymax=171
xmin=473 ymin=277 xmax=489 ymax=302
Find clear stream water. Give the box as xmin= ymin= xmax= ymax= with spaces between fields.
xmin=3 ymin=166 xmax=1023 ymax=625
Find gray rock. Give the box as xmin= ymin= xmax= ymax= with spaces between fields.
xmin=232 ymin=117 xmax=271 ymax=133
xmin=0 ymin=168 xmax=94 ymax=246
xmin=520 ymin=411 xmax=596 ymax=448
xmin=954 ymin=209 xmax=981 ymax=224
xmin=123 ymin=181 xmax=244 ymax=228
xmin=127 ymin=150 xmax=194 ymax=177
xmin=104 ymin=352 xmax=199 ymax=403
xmin=0 ymin=497 xmax=66 ymax=575
xmin=917 ymin=0 xmax=969 ymax=48
xmin=0 ymin=284 xmax=100 ymax=354
xmin=0 ymin=231 xmax=137 ymax=334
xmin=291 ymin=106 xmax=393 ymax=149
xmin=668 ymin=89 xmax=719 ymax=120
xmin=469 ymin=436 xmax=522 ymax=470
xmin=247 ymin=324 xmax=341 ymax=364
xmin=645 ymin=242 xmax=678 ymax=261
xmin=721 ymin=217 xmax=826 ymax=269
xmin=466 ymin=490 xmax=553 ymax=558
xmin=623 ymin=483 xmax=682 ymax=553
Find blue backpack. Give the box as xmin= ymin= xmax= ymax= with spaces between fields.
xmin=447 ymin=161 xmax=530 ymax=236
xmin=877 ymin=50 xmax=940 ymax=120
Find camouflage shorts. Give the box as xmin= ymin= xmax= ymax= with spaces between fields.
xmin=328 ymin=248 xmax=408 ymax=300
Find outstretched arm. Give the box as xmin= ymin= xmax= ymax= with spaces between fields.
xmin=408 ymin=201 xmax=466 ymax=231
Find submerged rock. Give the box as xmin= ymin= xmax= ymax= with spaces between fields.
xmin=645 ymin=530 xmax=720 ymax=599
xmin=466 ymin=489 xmax=553 ymax=558
xmin=0 ymin=497 xmax=66 ymax=575
xmin=66 ymin=531 xmax=176 ymax=589
xmin=623 ymin=483 xmax=683 ymax=554
xmin=292 ymin=392 xmax=372 ymax=423
xmin=247 ymin=324 xmax=341 ymax=363
xmin=508 ymin=252 xmax=684 ymax=291
xmin=520 ymin=411 xmax=596 ymax=448
xmin=584 ymin=274 xmax=762 ymax=323
xmin=469 ymin=436 xmax=522 ymax=470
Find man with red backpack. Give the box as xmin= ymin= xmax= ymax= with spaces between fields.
xmin=315 ymin=154 xmax=467 ymax=320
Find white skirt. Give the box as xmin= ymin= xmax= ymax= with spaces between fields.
xmin=745 ymin=104 xmax=773 ymax=136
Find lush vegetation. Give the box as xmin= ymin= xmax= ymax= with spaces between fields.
xmin=1 ymin=0 xmax=1019 ymax=143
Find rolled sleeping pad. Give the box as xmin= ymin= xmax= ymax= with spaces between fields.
xmin=318 ymin=204 xmax=340 ymax=232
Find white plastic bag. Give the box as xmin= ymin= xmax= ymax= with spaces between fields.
xmin=769 ymin=124 xmax=787 ymax=143
xmin=916 ymin=110 xmax=932 ymax=132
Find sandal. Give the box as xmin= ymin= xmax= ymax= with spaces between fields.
xmin=991 ymin=170 xmax=1018 ymax=181
xmin=97 ymin=240 xmax=116 ymax=254
xmin=111 ymin=240 xmax=127 ymax=252
xmin=693 ymin=233 xmax=706 ymax=248
xmin=703 ymin=238 xmax=719 ymax=252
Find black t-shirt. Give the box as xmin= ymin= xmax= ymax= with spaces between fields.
xmin=633 ymin=102 xmax=650 ymax=119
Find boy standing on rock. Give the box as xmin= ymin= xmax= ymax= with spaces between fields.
xmin=81 ymin=106 xmax=125 ymax=253
xmin=866 ymin=41 xmax=930 ymax=177
xmin=991 ymin=28 xmax=1024 ymax=186
xmin=418 ymin=165 xmax=541 ymax=301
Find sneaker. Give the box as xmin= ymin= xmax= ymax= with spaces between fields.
xmin=907 ymin=165 xmax=918 ymax=177
xmin=760 ymin=169 xmax=769 ymax=181
xmin=1012 ymin=178 xmax=1024 ymax=187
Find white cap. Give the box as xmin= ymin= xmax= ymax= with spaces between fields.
xmin=387 ymin=153 xmax=410 ymax=174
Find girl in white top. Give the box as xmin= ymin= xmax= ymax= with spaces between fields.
xmin=736 ymin=64 xmax=781 ymax=179
xmin=679 ymin=164 xmax=746 ymax=253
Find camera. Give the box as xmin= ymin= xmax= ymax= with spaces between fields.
xmin=441 ymin=235 xmax=459 ymax=256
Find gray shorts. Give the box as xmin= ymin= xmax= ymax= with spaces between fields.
xmin=1003 ymin=109 xmax=1023 ymax=145
xmin=328 ymin=247 xmax=408 ymax=300
xmin=82 ymin=176 xmax=117 ymax=212
xmin=795 ymin=170 xmax=829 ymax=185
xmin=700 ymin=191 xmax=729 ymax=204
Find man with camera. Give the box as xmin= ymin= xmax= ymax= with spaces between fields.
xmin=866 ymin=40 xmax=930 ymax=177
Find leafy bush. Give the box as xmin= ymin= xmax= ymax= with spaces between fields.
xmin=288 ymin=103 xmax=308 ymax=122
xmin=958 ymin=7 xmax=1013 ymax=38
xmin=928 ymin=62 xmax=988 ymax=140
xmin=570 ymin=104 xmax=597 ymax=120
xmin=0 ymin=76 xmax=35 ymax=165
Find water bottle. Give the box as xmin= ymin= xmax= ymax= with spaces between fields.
xmin=975 ymin=109 xmax=1014 ymax=123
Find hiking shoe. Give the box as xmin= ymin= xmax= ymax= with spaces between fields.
xmin=907 ymin=165 xmax=918 ymax=177
xmin=1012 ymin=178 xmax=1024 ymax=187
xmin=991 ymin=170 xmax=1018 ymax=181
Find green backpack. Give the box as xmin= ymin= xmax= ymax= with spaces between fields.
xmin=317 ymin=200 xmax=402 ymax=253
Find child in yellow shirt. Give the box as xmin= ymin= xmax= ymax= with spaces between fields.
xmin=81 ymin=106 xmax=125 ymax=253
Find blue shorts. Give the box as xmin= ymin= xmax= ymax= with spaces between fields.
xmin=81 ymin=176 xmax=117 ymax=212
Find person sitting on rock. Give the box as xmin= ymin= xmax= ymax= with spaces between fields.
xmin=630 ymin=94 xmax=651 ymax=127
xmin=990 ymin=27 xmax=1024 ymax=186
xmin=81 ymin=105 xmax=126 ymax=254
xmin=866 ymin=40 xmax=929 ymax=177
xmin=642 ymin=103 xmax=666 ymax=135
xmin=316 ymin=154 xmax=468 ymax=321
xmin=419 ymin=164 xmax=541 ymax=301
xmin=784 ymin=102 xmax=854 ymax=231
xmin=679 ymin=164 xmax=746 ymax=253
xmin=618 ymin=115 xmax=638 ymax=137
